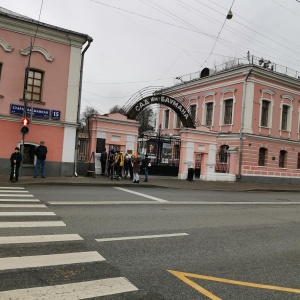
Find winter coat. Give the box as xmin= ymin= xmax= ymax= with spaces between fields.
xmin=142 ymin=157 xmax=151 ymax=170
xmin=10 ymin=152 xmax=22 ymax=167
xmin=132 ymin=155 xmax=141 ymax=173
xmin=35 ymin=145 xmax=47 ymax=160
xmin=100 ymin=150 xmax=107 ymax=162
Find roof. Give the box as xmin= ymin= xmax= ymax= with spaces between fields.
xmin=0 ymin=6 xmax=92 ymax=41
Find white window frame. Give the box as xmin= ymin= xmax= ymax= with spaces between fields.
xmin=220 ymin=98 xmax=234 ymax=126
xmin=259 ymin=99 xmax=273 ymax=128
xmin=173 ymin=113 xmax=181 ymax=129
xmin=163 ymin=109 xmax=170 ymax=129
xmin=280 ymin=103 xmax=292 ymax=132
xmin=204 ymin=101 xmax=214 ymax=127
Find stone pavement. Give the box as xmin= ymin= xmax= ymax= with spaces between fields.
xmin=1 ymin=174 xmax=300 ymax=192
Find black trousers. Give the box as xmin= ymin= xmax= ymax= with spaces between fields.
xmin=100 ymin=160 xmax=106 ymax=174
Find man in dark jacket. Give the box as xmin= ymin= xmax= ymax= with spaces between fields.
xmin=100 ymin=148 xmax=107 ymax=175
xmin=34 ymin=141 xmax=48 ymax=178
xmin=9 ymin=147 xmax=22 ymax=182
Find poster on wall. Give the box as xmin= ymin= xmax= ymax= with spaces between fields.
xmin=96 ymin=138 xmax=106 ymax=153
xmin=162 ymin=143 xmax=172 ymax=159
xmin=146 ymin=140 xmax=157 ymax=158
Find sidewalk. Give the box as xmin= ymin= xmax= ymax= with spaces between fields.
xmin=1 ymin=174 xmax=300 ymax=192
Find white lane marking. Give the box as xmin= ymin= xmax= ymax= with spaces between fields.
xmin=0 ymin=194 xmax=33 ymax=197
xmin=0 ymin=187 xmax=25 ymax=189
xmin=48 ymin=201 xmax=300 ymax=205
xmin=0 ymin=198 xmax=40 ymax=202
xmin=96 ymin=233 xmax=189 ymax=242
xmin=0 ymin=277 xmax=138 ymax=299
xmin=114 ymin=187 xmax=169 ymax=202
xmin=0 ymin=251 xmax=105 ymax=271
xmin=49 ymin=201 xmax=161 ymax=205
xmin=0 ymin=221 xmax=66 ymax=228
xmin=0 ymin=212 xmax=55 ymax=216
xmin=0 ymin=204 xmax=46 ymax=208
xmin=0 ymin=234 xmax=83 ymax=245
xmin=0 ymin=190 xmax=28 ymax=193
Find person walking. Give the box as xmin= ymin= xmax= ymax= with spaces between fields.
xmin=34 ymin=141 xmax=48 ymax=178
xmin=9 ymin=147 xmax=22 ymax=182
xmin=142 ymin=154 xmax=151 ymax=182
xmin=132 ymin=152 xmax=141 ymax=183
xmin=100 ymin=148 xmax=107 ymax=175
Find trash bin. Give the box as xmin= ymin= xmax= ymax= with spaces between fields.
xmin=187 ymin=168 xmax=194 ymax=181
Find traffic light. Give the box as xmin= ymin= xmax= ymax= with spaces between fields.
xmin=20 ymin=118 xmax=29 ymax=135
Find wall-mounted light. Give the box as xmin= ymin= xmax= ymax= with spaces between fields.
xmin=226 ymin=10 xmax=233 ymax=19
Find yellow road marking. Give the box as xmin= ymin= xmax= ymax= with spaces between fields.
xmin=168 ymin=270 xmax=300 ymax=299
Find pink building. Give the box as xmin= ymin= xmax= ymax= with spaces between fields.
xmin=149 ymin=57 xmax=300 ymax=183
xmin=0 ymin=7 xmax=92 ymax=176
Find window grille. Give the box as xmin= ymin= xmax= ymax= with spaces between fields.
xmin=279 ymin=150 xmax=286 ymax=168
xmin=258 ymin=147 xmax=267 ymax=166
xmin=26 ymin=69 xmax=43 ymax=101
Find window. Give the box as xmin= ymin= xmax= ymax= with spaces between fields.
xmin=175 ymin=114 xmax=181 ymax=128
xmin=164 ymin=110 xmax=169 ymax=129
xmin=261 ymin=100 xmax=270 ymax=127
xmin=279 ymin=150 xmax=287 ymax=168
xmin=281 ymin=105 xmax=289 ymax=130
xmin=26 ymin=69 xmax=43 ymax=101
xmin=20 ymin=144 xmax=35 ymax=165
xmin=297 ymin=153 xmax=300 ymax=169
xmin=223 ymin=99 xmax=233 ymax=125
xmin=258 ymin=147 xmax=267 ymax=166
xmin=190 ymin=104 xmax=197 ymax=123
xmin=205 ymin=102 xmax=213 ymax=126
xmin=219 ymin=145 xmax=229 ymax=163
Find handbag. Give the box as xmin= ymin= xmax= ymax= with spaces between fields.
xmin=148 ymin=162 xmax=151 ymax=167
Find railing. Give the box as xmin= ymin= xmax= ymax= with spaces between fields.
xmin=215 ymin=152 xmax=230 ymax=173
xmin=176 ymin=55 xmax=300 ymax=83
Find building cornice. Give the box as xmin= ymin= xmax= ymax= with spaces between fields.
xmin=0 ymin=14 xmax=90 ymax=47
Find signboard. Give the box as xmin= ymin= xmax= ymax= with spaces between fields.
xmin=10 ymin=104 xmax=61 ymax=120
xmin=162 ymin=142 xmax=172 ymax=159
xmin=51 ymin=110 xmax=61 ymax=120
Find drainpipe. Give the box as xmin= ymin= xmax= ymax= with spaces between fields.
xmin=238 ymin=68 xmax=252 ymax=179
xmin=74 ymin=36 xmax=93 ymax=177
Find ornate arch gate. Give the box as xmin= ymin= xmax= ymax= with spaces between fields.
xmin=120 ymin=87 xmax=196 ymax=176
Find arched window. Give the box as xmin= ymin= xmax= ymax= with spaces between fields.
xmin=279 ymin=150 xmax=287 ymax=168
xmin=258 ymin=147 xmax=267 ymax=166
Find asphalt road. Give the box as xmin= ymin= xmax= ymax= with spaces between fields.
xmin=0 ymin=185 xmax=300 ymax=299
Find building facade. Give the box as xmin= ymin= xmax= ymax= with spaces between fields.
xmin=156 ymin=57 xmax=300 ymax=183
xmin=0 ymin=7 xmax=92 ymax=177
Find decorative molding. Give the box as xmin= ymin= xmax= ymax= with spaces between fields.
xmin=260 ymin=88 xmax=275 ymax=95
xmin=203 ymin=92 xmax=216 ymax=98
xmin=281 ymin=94 xmax=294 ymax=102
xmin=20 ymin=45 xmax=54 ymax=61
xmin=0 ymin=39 xmax=13 ymax=52
xmin=221 ymin=88 xmax=236 ymax=94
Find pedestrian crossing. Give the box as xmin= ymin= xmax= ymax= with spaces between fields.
xmin=0 ymin=186 xmax=138 ymax=298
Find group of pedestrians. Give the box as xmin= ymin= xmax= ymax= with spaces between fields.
xmin=9 ymin=140 xmax=47 ymax=183
xmin=100 ymin=148 xmax=151 ymax=183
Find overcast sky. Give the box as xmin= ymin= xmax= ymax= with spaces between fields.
xmin=1 ymin=0 xmax=300 ymax=114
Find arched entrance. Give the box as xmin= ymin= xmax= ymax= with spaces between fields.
xmin=121 ymin=87 xmax=196 ymax=176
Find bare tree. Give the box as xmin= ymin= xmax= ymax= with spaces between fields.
xmin=136 ymin=107 xmax=155 ymax=134
xmin=80 ymin=106 xmax=99 ymax=133
xmin=109 ymin=105 xmax=122 ymax=114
